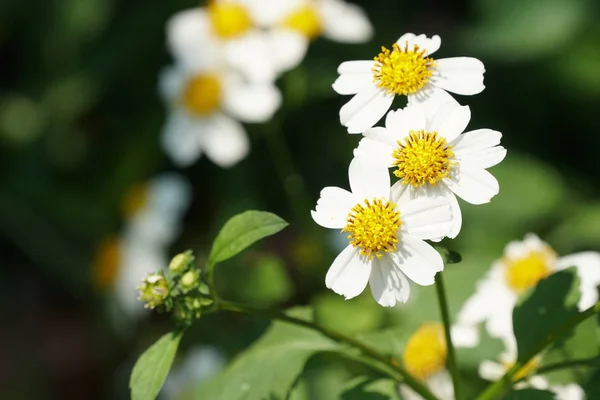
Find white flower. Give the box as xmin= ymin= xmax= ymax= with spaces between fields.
xmin=455 ymin=233 xmax=600 ymax=344
xmin=333 ymin=33 xmax=485 ymax=133
xmin=311 ymin=157 xmax=454 ymax=306
xmin=239 ymin=0 xmax=373 ymax=73
xmin=479 ymin=338 xmax=586 ymax=400
xmin=354 ymin=99 xmax=506 ymax=239
xmin=159 ymin=64 xmax=281 ymax=167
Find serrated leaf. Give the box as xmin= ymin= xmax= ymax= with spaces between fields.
xmin=208 ymin=210 xmax=288 ymax=266
xmin=513 ymin=268 xmax=580 ymax=360
xmin=506 ymin=388 xmax=555 ymax=399
xmin=193 ymin=308 xmax=338 ymax=400
xmin=130 ymin=331 xmax=182 ymax=400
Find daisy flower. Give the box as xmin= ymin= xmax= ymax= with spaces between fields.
xmin=159 ymin=63 xmax=281 ymax=167
xmin=311 ymin=157 xmax=455 ymax=306
xmin=333 ymin=33 xmax=485 ymax=133
xmin=479 ymin=337 xmax=585 ymax=400
xmin=353 ymin=99 xmax=506 ymax=238
xmin=398 ymin=324 xmax=454 ymax=400
xmin=455 ymin=233 xmax=600 ymax=344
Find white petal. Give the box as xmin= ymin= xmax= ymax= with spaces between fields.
xmin=225 ymin=32 xmax=278 ymax=83
xmin=451 ymin=324 xmax=480 ymax=348
xmin=332 ymin=72 xmax=374 ymax=95
xmin=397 ymin=186 xmax=454 ymax=240
xmin=311 ymin=186 xmax=356 ymax=229
xmin=320 ymin=0 xmax=373 ymax=43
xmin=337 ymin=60 xmax=374 ymax=74
xmin=432 ymin=57 xmax=485 ymax=95
xmin=222 ymin=77 xmax=282 ymax=122
xmin=339 ymin=86 xmax=394 ymax=134
xmin=267 ymin=29 xmax=309 ymax=74
xmin=447 ymin=192 xmax=462 ymax=239
xmin=445 ymin=163 xmax=500 ymax=205
xmin=384 ymin=105 xmax=427 ymax=141
xmin=551 ymin=384 xmax=586 ymax=400
xmin=161 ymin=111 xmax=204 ymax=167
xmin=426 ymin=101 xmax=471 ymax=142
xmin=428 ymin=371 xmax=455 ymax=400
xmin=396 ymin=33 xmax=441 ymax=56
xmin=452 ymin=129 xmax=506 ymax=169
xmin=353 ymin=137 xmax=395 ymax=167
xmin=201 ymin=113 xmax=249 ymax=167
xmin=478 ymin=361 xmax=505 ymax=381
xmin=325 ymin=245 xmax=371 ymax=299
xmin=393 ymin=235 xmax=443 ymax=286
xmin=408 ymin=85 xmax=456 ymax=115
xmin=557 ymin=252 xmax=600 ymax=311
xmin=146 ymin=173 xmax=192 ymax=219
xmin=241 ymin=0 xmax=299 ymax=26
xmin=158 ymin=66 xmax=186 ymax=103
xmin=348 ymin=156 xmax=390 ymax=200
xmin=529 ymin=376 xmax=550 ymax=390
xmin=362 ymin=125 xmax=396 ymax=147
xmin=369 ymin=257 xmax=410 ymax=307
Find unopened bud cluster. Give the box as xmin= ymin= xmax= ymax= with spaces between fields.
xmin=137 ymin=250 xmax=213 ymax=326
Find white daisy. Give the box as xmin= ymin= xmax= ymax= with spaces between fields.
xmin=455 ymin=233 xmax=600 ymax=344
xmin=398 ymin=324 xmax=454 ymax=400
xmin=354 ymin=99 xmax=506 ymax=238
xmin=333 ymin=33 xmax=485 ymax=133
xmin=159 ymin=63 xmax=281 ymax=167
xmin=311 ymin=157 xmax=454 ymax=306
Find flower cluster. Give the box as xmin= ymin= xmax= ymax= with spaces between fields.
xmin=159 ymin=0 xmax=373 ymax=168
xmin=312 ymin=33 xmax=506 ymax=307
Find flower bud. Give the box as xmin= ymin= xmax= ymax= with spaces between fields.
xmin=180 ymin=270 xmax=199 ymax=289
xmin=138 ymin=274 xmax=169 ymax=309
xmin=169 ymin=251 xmax=192 ymax=273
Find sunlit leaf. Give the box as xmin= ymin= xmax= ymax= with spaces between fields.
xmin=341 ymin=377 xmax=401 ymax=400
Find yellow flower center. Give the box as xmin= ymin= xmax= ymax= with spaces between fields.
xmin=403 ymin=323 xmax=447 ymax=380
xmin=503 ymin=357 xmax=540 ymax=382
xmin=392 ymin=130 xmax=455 ymax=187
xmin=93 ymin=236 xmax=121 ymax=291
xmin=503 ymin=249 xmax=555 ymax=293
xmin=283 ymin=5 xmax=322 ymax=40
xmin=208 ymin=2 xmax=252 ymax=39
xmin=343 ymin=198 xmax=401 ymax=260
xmin=182 ymin=74 xmax=222 ymax=116
xmin=122 ymin=183 xmax=149 ymax=218
xmin=373 ymin=42 xmax=435 ymax=96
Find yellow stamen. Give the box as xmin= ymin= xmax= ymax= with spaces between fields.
xmin=403 ymin=323 xmax=447 ymax=380
xmin=503 ymin=248 xmax=555 ymax=293
xmin=93 ymin=236 xmax=121 ymax=291
xmin=208 ymin=2 xmax=252 ymax=39
xmin=373 ymin=42 xmax=435 ymax=96
xmin=283 ymin=5 xmax=322 ymax=40
xmin=182 ymin=74 xmax=222 ymax=116
xmin=343 ymin=198 xmax=401 ymax=260
xmin=393 ymin=130 xmax=455 ymax=187
xmin=122 ymin=183 xmax=149 ymax=218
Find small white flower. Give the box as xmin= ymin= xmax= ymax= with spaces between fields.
xmin=311 ymin=157 xmax=454 ymax=306
xmin=159 ymin=64 xmax=281 ymax=167
xmin=333 ymin=33 xmax=485 ymax=133
xmin=455 ymin=233 xmax=600 ymax=344
xmin=354 ymin=99 xmax=506 ymax=239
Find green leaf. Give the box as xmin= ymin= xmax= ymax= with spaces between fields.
xmin=513 ymin=268 xmax=580 ymax=359
xmin=341 ymin=377 xmax=401 ymax=400
xmin=129 ymin=331 xmax=182 ymax=400
xmin=208 ymin=210 xmax=288 ymax=266
xmin=193 ymin=308 xmax=338 ymax=400
xmin=433 ymin=245 xmax=462 ymax=264
xmin=505 ymin=388 xmax=555 ymax=399
xmin=584 ymin=368 xmax=600 ymax=398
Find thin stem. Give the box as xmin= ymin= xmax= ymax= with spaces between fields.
xmin=217 ymin=300 xmax=438 ymax=400
xmin=434 ymin=272 xmax=462 ymax=400
xmin=514 ymin=356 xmax=600 ymax=384
xmin=477 ymin=301 xmax=600 ymax=400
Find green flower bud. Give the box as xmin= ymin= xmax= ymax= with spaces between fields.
xmin=169 ymin=251 xmax=192 ymax=273
xmin=180 ymin=270 xmax=199 ymax=289
xmin=138 ymin=274 xmax=169 ymax=309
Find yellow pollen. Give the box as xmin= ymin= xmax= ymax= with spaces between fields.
xmin=503 ymin=249 xmax=555 ymax=293
xmin=283 ymin=5 xmax=322 ymax=40
xmin=182 ymin=74 xmax=222 ymax=116
xmin=122 ymin=183 xmax=149 ymax=218
xmin=503 ymin=357 xmax=540 ymax=382
xmin=208 ymin=2 xmax=252 ymax=39
xmin=393 ymin=130 xmax=455 ymax=187
xmin=93 ymin=236 xmax=121 ymax=291
xmin=403 ymin=323 xmax=447 ymax=380
xmin=373 ymin=42 xmax=435 ymax=96
xmin=343 ymin=198 xmax=401 ymax=260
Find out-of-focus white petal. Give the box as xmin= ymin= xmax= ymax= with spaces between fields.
xmin=451 ymin=324 xmax=480 ymax=348
xmin=311 ymin=186 xmax=356 ymax=229
xmin=158 ymin=66 xmax=186 ymax=103
xmin=268 ymin=29 xmax=309 ymax=74
xmin=146 ymin=173 xmax=192 ymax=219
xmin=432 ymin=57 xmax=485 ymax=95
xmin=225 ymin=31 xmax=279 ymax=83
xmin=348 ymin=156 xmax=390 ymax=200
xmin=393 ymin=235 xmax=443 ymax=285
xmin=551 ymin=383 xmax=586 ymax=400
xmin=369 ymin=257 xmax=410 ymax=307
xmin=444 ymin=163 xmax=500 ymax=205
xmin=161 ymin=111 xmax=204 ymax=167
xmin=320 ymin=0 xmax=373 ymax=43
xmin=396 ymin=33 xmax=441 ymax=56
xmin=478 ymin=360 xmax=505 ymax=381
xmin=222 ymin=77 xmax=282 ymax=122
xmin=325 ymin=245 xmax=371 ymax=299
xmin=557 ymin=252 xmax=600 ymax=311
xmin=200 ymin=113 xmax=249 ymax=167
xmin=339 ymin=86 xmax=394 ymax=134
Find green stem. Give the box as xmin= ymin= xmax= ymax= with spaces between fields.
xmin=205 ymin=262 xmax=220 ymax=302
xmin=477 ymin=301 xmax=600 ymax=400
xmin=434 ymin=272 xmax=462 ymax=400
xmin=514 ymin=356 xmax=600 ymax=384
xmin=217 ymin=300 xmax=438 ymax=400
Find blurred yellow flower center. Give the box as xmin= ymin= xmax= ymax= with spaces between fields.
xmin=503 ymin=357 xmax=540 ymax=382
xmin=373 ymin=43 xmax=435 ymax=96
xmin=122 ymin=183 xmax=149 ymax=217
xmin=182 ymin=74 xmax=222 ymax=115
xmin=393 ymin=130 xmax=455 ymax=187
xmin=503 ymin=250 xmax=554 ymax=293
xmin=343 ymin=198 xmax=401 ymax=260
xmin=403 ymin=323 xmax=447 ymax=380
xmin=283 ymin=5 xmax=322 ymax=39
xmin=208 ymin=2 xmax=252 ymax=39
xmin=93 ymin=236 xmax=121 ymax=291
